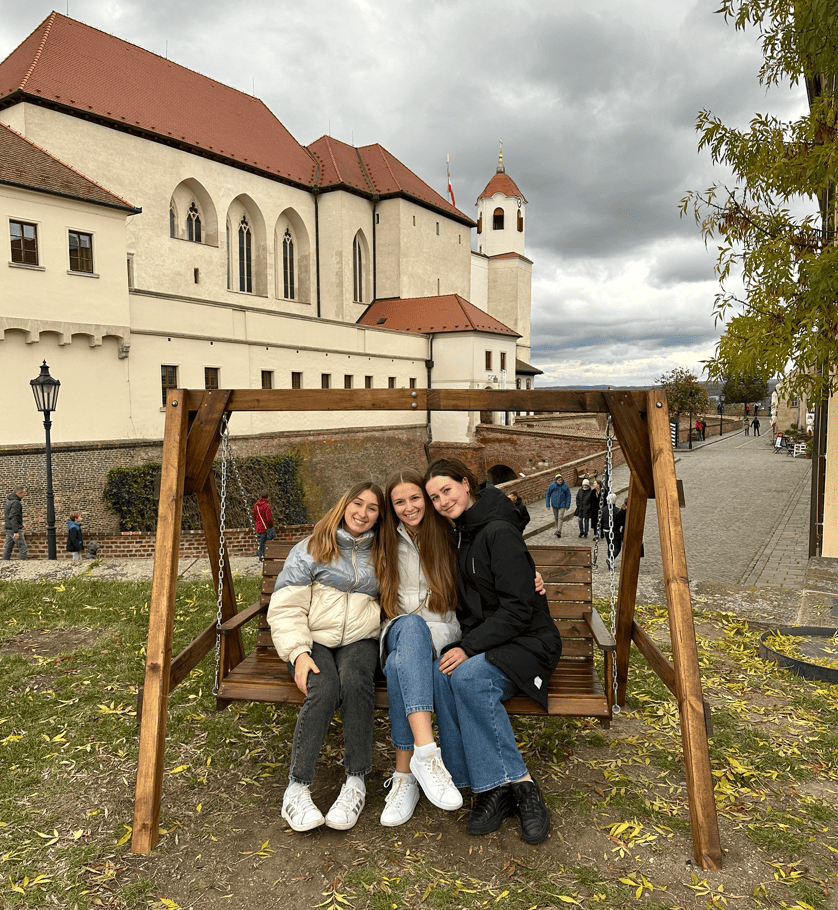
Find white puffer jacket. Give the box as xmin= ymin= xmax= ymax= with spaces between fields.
xmin=379 ymin=522 xmax=460 ymax=662
xmin=267 ymin=528 xmax=381 ymax=665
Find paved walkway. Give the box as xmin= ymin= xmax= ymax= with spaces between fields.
xmin=527 ymin=429 xmax=812 ymax=588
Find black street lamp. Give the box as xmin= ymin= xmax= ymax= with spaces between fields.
xmin=30 ymin=361 xmax=61 ymax=560
xmin=717 ymin=393 xmax=725 ymax=437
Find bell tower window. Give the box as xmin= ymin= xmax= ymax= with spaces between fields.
xmin=493 ymin=207 xmax=504 ymax=230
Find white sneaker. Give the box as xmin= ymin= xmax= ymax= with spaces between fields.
xmin=281 ymin=782 xmax=325 ymax=832
xmin=324 ymin=781 xmax=366 ymax=830
xmin=409 ymin=748 xmax=463 ymax=811
xmin=380 ymin=774 xmax=420 ymax=827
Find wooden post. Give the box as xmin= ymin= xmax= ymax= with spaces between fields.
xmin=647 ymin=388 xmax=722 ymax=870
xmin=131 ymin=391 xmax=189 ymax=854
xmin=614 ymin=474 xmax=648 ymax=705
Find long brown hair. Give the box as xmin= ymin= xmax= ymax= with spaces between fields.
xmin=424 ymin=458 xmax=480 ymax=501
xmin=379 ymin=469 xmax=457 ymax=620
xmin=307 ymin=482 xmax=386 ymax=583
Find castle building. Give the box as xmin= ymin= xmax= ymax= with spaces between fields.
xmin=0 ymin=12 xmax=539 ymax=455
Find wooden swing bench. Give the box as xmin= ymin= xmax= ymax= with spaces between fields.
xmin=131 ymin=386 xmax=722 ymax=871
xmin=215 ymin=540 xmax=616 ymax=724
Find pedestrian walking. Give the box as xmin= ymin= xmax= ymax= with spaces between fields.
xmin=743 ymin=416 xmax=750 ymax=436
xmin=752 ymin=417 xmax=761 ymax=437
xmin=544 ymin=473 xmax=570 ymax=538
xmin=575 ymin=479 xmax=595 ymax=538
xmin=65 ymin=511 xmax=84 ymax=560
xmin=3 ymin=486 xmax=28 ymax=561
xmin=253 ymin=492 xmax=275 ymax=559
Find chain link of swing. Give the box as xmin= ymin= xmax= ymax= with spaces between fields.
xmin=591 ymin=417 xmax=620 ymax=714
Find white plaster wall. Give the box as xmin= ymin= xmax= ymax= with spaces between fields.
xmin=823 ymin=393 xmax=838 ymax=557
xmin=470 ymin=252 xmax=489 ymax=312
xmin=487 ymin=256 xmax=532 ymax=349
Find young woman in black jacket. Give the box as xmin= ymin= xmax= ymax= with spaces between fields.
xmin=424 ymin=459 xmax=562 ymax=845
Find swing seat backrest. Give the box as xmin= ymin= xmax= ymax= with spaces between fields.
xmin=216 ymin=540 xmax=615 ymax=724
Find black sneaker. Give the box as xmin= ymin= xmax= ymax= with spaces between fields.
xmin=510 ymin=778 xmax=550 ymax=844
xmin=466 ymin=785 xmax=517 ymax=835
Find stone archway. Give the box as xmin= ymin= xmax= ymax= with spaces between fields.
xmin=486 ymin=463 xmax=518 ymax=484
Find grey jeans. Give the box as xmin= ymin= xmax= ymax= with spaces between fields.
xmin=3 ymin=530 xmax=27 ymax=560
xmin=286 ymin=638 xmax=379 ymax=785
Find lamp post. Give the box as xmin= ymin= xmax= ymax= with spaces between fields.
xmin=717 ymin=393 xmax=725 ymax=438
xmin=30 ymin=361 xmax=61 ymax=560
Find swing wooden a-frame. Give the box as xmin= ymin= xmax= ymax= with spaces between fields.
xmin=131 ymin=386 xmax=723 ymax=870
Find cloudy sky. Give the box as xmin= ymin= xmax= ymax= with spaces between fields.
xmin=1 ymin=1 xmax=809 ymax=388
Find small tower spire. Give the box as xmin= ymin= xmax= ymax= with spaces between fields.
xmin=497 ymin=138 xmax=504 ymax=173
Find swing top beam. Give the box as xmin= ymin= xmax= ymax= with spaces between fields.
xmin=130 ymin=386 xmax=720 ymax=870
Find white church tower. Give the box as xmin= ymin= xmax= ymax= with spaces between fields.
xmin=470 ymin=143 xmax=535 ymax=376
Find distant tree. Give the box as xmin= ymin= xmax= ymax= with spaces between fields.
xmin=680 ymin=0 xmax=838 ymax=402
xmin=656 ymin=368 xmax=711 ymax=420
xmin=723 ymin=374 xmax=770 ymax=405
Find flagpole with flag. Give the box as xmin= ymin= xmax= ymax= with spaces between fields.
xmin=447 ymin=153 xmax=456 ymax=207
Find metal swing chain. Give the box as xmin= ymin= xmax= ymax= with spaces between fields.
xmin=604 ymin=417 xmax=620 ymax=714
xmin=212 ymin=415 xmax=231 ymax=697
xmin=226 ymin=441 xmax=259 ymax=546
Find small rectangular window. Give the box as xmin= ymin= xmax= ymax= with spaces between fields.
xmin=321 ymin=373 xmax=331 ymax=389
xmin=388 ymin=376 xmax=396 ymax=389
xmin=365 ymin=375 xmax=373 ymax=389
xmin=500 ymin=352 xmax=506 ymax=372
xmin=161 ymin=365 xmax=178 ymax=406
xmin=68 ymin=230 xmax=93 ymax=272
xmin=205 ymin=367 xmax=219 ymax=390
xmin=291 ymin=371 xmax=302 ymax=389
xmin=10 ymin=220 xmax=38 ymax=265
xmin=485 ymin=351 xmax=492 ymax=371
xmin=409 ymin=378 xmax=417 ymax=389
xmin=261 ymin=371 xmax=273 ymax=389
xmin=436 ymin=222 xmax=439 ymax=235
xmin=127 ymin=254 xmax=135 ymax=288
xmin=344 ymin=374 xmax=353 ymax=389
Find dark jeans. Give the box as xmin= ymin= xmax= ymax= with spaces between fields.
xmin=257 ymin=531 xmax=268 ymax=558
xmin=577 ymin=516 xmax=590 ymax=535
xmin=285 ymin=638 xmax=378 ymax=785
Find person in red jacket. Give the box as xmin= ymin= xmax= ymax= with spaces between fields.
xmin=253 ymin=492 xmax=274 ymax=559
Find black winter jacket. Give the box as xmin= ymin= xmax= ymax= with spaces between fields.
xmin=446 ymin=484 xmax=562 ymax=710
xmin=575 ymin=487 xmax=595 ymax=519
xmin=4 ymin=493 xmax=23 ymax=532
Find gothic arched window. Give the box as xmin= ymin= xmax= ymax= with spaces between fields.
xmin=353 ymin=235 xmax=363 ymax=303
xmin=493 ymin=207 xmax=504 ymax=230
xmin=238 ymin=215 xmax=252 ymax=293
xmin=186 ymin=202 xmax=202 ymax=243
xmin=283 ymin=228 xmax=295 ymax=299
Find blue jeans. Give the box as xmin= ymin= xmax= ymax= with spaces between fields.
xmin=383 ymin=615 xmax=435 ymax=750
xmin=257 ymin=531 xmax=268 ymax=558
xmin=433 ymin=653 xmax=527 ymax=793
xmin=577 ymin=516 xmax=590 ymax=535
xmin=3 ymin=531 xmax=27 ymax=560
xmin=285 ymin=638 xmax=378 ymax=785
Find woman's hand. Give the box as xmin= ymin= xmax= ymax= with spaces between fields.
xmin=438 ymin=646 xmax=468 ymax=675
xmin=534 ymin=571 xmax=545 ymax=596
xmin=294 ymin=652 xmax=319 ymax=695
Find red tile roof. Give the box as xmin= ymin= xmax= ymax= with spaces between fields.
xmin=516 ymin=358 xmax=543 ymax=375
xmin=490 ymin=251 xmax=533 ymax=264
xmin=478 ymin=171 xmax=526 ymax=201
xmin=358 ymin=295 xmax=519 ymax=337
xmin=0 ymin=12 xmax=317 ymax=187
xmin=0 ymin=120 xmax=138 ymax=211
xmin=308 ymin=135 xmax=474 ymax=226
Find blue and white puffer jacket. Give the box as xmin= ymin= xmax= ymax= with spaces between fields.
xmin=267 ymin=527 xmax=381 ymax=665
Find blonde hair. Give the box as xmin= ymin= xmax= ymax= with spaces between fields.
xmin=379 ymin=469 xmax=457 ymax=620
xmin=307 ymin=482 xmax=385 ymax=582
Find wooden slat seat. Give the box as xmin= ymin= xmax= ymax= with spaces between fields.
xmin=216 ymin=539 xmax=615 ymax=725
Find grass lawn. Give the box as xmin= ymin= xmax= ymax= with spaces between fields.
xmin=2 ymin=574 xmax=838 ymax=909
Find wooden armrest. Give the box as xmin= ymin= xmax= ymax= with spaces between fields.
xmin=584 ymin=609 xmax=616 ymax=650
xmin=218 ymin=599 xmax=267 ymax=634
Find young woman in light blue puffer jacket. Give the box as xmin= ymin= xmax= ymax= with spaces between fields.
xmin=267 ymin=481 xmax=385 ymax=834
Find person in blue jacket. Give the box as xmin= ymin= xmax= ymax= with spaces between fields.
xmin=544 ymin=473 xmax=570 ymax=538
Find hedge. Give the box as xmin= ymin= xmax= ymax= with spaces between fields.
xmin=103 ymin=453 xmax=306 ymax=532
